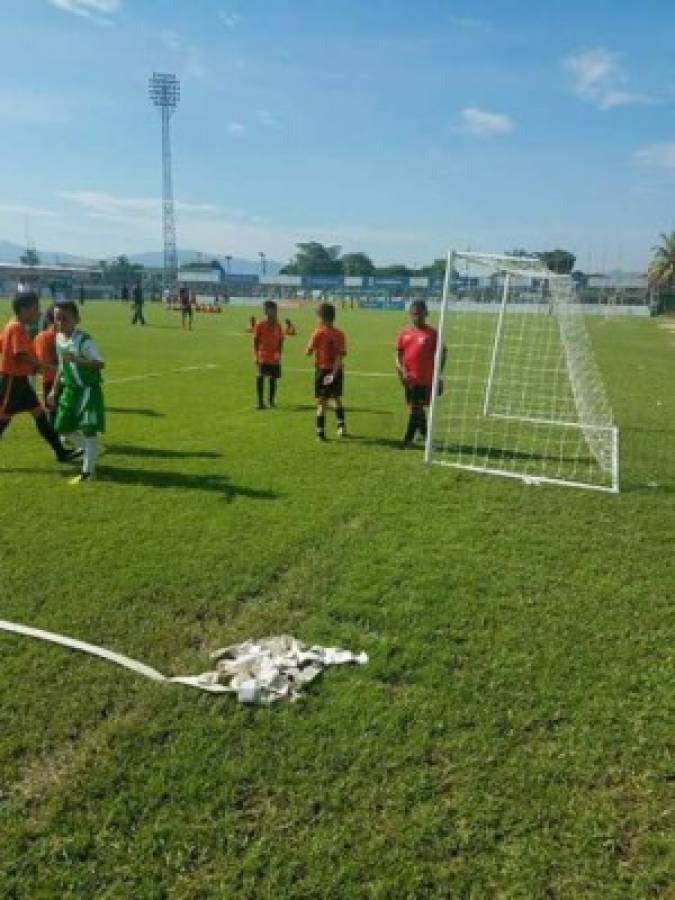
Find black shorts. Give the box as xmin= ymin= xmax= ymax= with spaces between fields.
xmin=181 ymin=306 xmax=193 ymax=318
xmin=258 ymin=363 xmax=281 ymax=378
xmin=315 ymin=368 xmax=344 ymax=399
xmin=405 ymin=383 xmax=433 ymax=407
xmin=0 ymin=375 xmax=41 ymax=418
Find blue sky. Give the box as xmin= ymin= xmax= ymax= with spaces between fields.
xmin=1 ymin=0 xmax=674 ymax=269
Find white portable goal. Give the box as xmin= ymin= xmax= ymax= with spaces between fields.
xmin=425 ymin=251 xmax=619 ymax=493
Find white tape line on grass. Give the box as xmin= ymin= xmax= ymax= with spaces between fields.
xmin=107 ymin=364 xmax=220 ymax=385
xmin=0 ymin=619 xmax=230 ymax=693
xmin=107 ymin=364 xmax=395 ymax=386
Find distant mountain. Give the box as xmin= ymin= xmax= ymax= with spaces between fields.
xmin=0 ymin=239 xmax=94 ymax=266
xmin=0 ymin=239 xmax=283 ymax=275
xmin=128 ymin=250 xmax=282 ymax=275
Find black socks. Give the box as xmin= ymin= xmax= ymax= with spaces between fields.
xmin=316 ymin=411 xmax=326 ymax=438
xmin=35 ymin=413 xmax=65 ymax=458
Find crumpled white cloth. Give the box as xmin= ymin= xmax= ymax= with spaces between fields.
xmin=171 ymin=635 xmax=368 ymax=704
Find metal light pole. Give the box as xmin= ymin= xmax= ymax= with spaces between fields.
xmin=149 ymin=72 xmax=180 ymax=294
xmin=258 ymin=251 xmax=266 ymax=277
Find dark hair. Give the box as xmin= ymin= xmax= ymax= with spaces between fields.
xmin=55 ymin=301 xmax=81 ymax=323
xmin=12 ymin=291 xmax=39 ymax=315
xmin=410 ymin=300 xmax=428 ymax=315
xmin=318 ymin=302 xmax=335 ymax=323
xmin=42 ymin=305 xmax=56 ymax=327
xmin=263 ymin=300 xmax=278 ymax=312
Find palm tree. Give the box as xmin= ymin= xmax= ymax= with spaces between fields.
xmin=648 ymin=232 xmax=675 ymax=287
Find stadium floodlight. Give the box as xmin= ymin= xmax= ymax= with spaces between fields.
xmin=425 ymin=250 xmax=619 ymax=493
xmin=258 ymin=251 xmax=267 ymax=276
xmin=148 ymin=72 xmax=180 ymax=293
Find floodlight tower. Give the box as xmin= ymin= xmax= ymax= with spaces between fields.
xmin=149 ymin=72 xmax=180 ymax=293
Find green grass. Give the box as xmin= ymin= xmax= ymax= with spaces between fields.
xmin=0 ymin=301 xmax=673 ymax=898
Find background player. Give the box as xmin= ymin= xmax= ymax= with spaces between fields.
xmin=306 ymin=302 xmax=347 ymax=441
xmin=179 ymin=287 xmax=193 ymax=330
xmin=253 ymin=300 xmax=284 ymax=409
xmin=395 ymin=300 xmax=446 ymax=447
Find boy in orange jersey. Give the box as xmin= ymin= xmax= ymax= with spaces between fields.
xmin=253 ymin=300 xmax=284 ymax=409
xmin=306 ymin=302 xmax=346 ymax=441
xmin=0 ymin=293 xmax=79 ymax=462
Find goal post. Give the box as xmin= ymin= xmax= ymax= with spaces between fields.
xmin=424 ymin=250 xmax=619 ymax=493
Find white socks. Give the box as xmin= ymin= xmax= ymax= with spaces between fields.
xmin=83 ymin=437 xmax=98 ymax=475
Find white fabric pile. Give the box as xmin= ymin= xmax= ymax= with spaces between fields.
xmin=171 ymin=635 xmax=368 ymax=704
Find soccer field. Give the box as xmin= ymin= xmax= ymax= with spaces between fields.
xmin=0 ymin=301 xmax=673 ymax=897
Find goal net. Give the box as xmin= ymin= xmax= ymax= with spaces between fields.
xmin=425 ymin=251 xmax=619 ymax=493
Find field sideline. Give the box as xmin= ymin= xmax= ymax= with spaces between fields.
xmin=0 ymin=300 xmax=673 ymax=897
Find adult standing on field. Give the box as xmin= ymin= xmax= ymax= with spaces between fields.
xmin=131 ymin=282 xmax=145 ymax=326
xmin=179 ymin=287 xmax=193 ymax=330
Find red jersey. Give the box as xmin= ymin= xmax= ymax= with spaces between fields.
xmin=306 ymin=325 xmax=346 ymax=369
xmin=396 ymin=325 xmax=437 ymax=387
xmin=254 ymin=321 xmax=283 ymax=364
xmin=0 ymin=319 xmax=36 ymax=377
xmin=34 ymin=327 xmax=57 ymax=386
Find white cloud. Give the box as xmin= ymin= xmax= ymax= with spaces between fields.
xmin=226 ymin=121 xmax=246 ymax=137
xmin=458 ymin=107 xmax=515 ymax=137
xmin=160 ymin=29 xmax=182 ymax=52
xmin=0 ymin=89 xmax=71 ymax=124
xmin=0 ymin=204 xmax=55 ymax=218
xmin=59 ymin=191 xmax=219 ymax=219
xmin=634 ymin=142 xmax=675 ymax=169
xmin=49 ymin=0 xmax=120 ymax=26
xmin=256 ymin=110 xmax=281 ymax=129
xmin=448 ymin=16 xmax=492 ymax=32
xmin=160 ymin=30 xmax=207 ymax=79
xmin=565 ymin=49 xmax=652 ymax=110
xmin=218 ymin=11 xmax=240 ymax=28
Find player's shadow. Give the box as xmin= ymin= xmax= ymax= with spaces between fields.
xmin=287 ymin=404 xmax=393 ymax=416
xmin=104 ymin=444 xmax=221 ymax=460
xmin=348 ymin=435 xmax=406 ymax=449
xmin=442 ymin=442 xmax=593 ymax=465
xmin=107 ymin=407 xmax=165 ymax=418
xmin=95 ymin=466 xmax=278 ymax=502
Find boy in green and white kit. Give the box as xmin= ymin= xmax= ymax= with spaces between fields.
xmin=50 ymin=302 xmax=105 ymax=485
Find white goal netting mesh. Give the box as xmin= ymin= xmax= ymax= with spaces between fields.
xmin=426 ymin=252 xmax=619 ymax=492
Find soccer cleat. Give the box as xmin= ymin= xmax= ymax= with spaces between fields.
xmin=337 ymin=425 xmax=347 ymax=438
xmin=57 ymin=448 xmax=84 ymax=463
xmin=69 ymin=472 xmax=94 ymax=485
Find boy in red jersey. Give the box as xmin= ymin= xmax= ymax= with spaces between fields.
xmin=0 ymin=293 xmax=78 ymax=462
xmin=34 ymin=305 xmax=58 ymax=413
xmin=306 ymin=302 xmax=347 ymax=441
xmin=395 ymin=300 xmax=446 ymax=447
xmin=253 ymin=300 xmax=284 ymax=409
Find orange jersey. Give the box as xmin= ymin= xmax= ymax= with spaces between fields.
xmin=34 ymin=327 xmax=57 ymax=385
xmin=306 ymin=325 xmax=346 ymax=369
xmin=254 ymin=321 xmax=283 ymax=364
xmin=0 ymin=319 xmax=36 ymax=377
